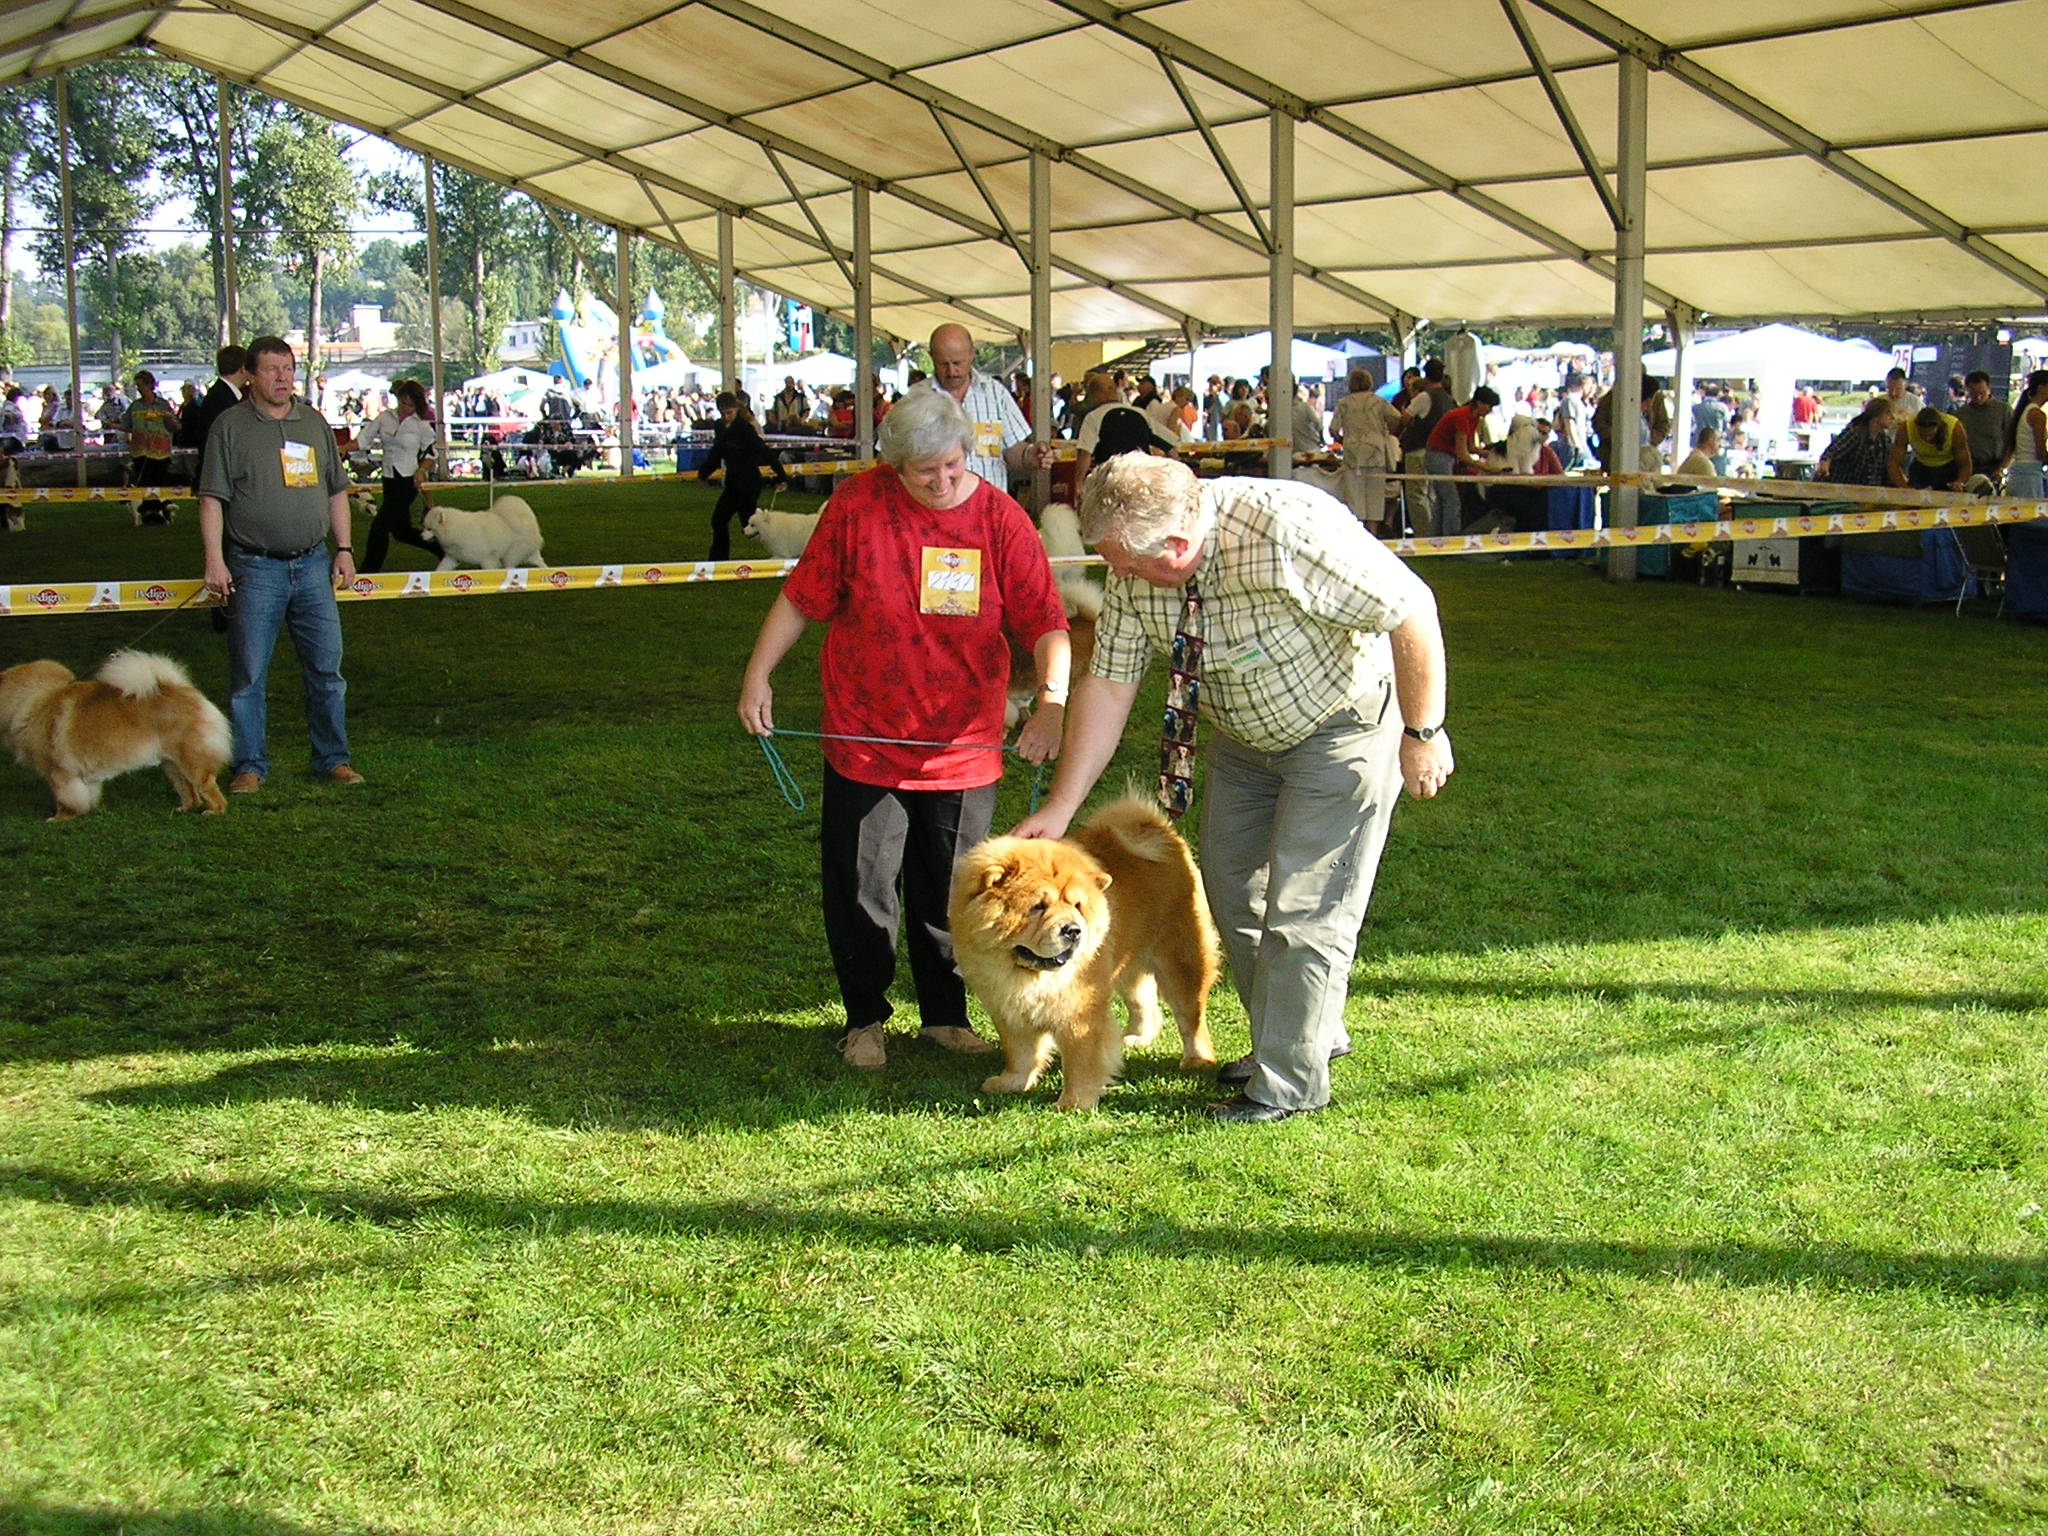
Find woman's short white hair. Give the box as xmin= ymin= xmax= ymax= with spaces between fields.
xmin=1079 ymin=454 xmax=1206 ymax=555
xmin=878 ymin=386 xmax=974 ymax=469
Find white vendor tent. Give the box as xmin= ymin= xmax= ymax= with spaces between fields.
xmin=1641 ymin=324 xmax=1893 ymax=383
xmin=1642 ymin=323 xmax=1893 ymax=459
xmin=1153 ymin=332 xmax=1351 ymax=384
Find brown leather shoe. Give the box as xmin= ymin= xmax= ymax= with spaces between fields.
xmin=918 ymin=1025 xmax=997 ymax=1056
xmin=227 ymin=771 xmax=263 ymax=795
xmin=324 ymin=765 xmax=366 ymax=785
xmin=840 ymin=1024 xmax=887 ymax=1071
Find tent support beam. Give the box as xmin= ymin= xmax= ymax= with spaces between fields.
xmin=1607 ymin=50 xmax=1647 ymax=583
xmin=929 ymin=106 xmax=1026 ymax=267
xmin=57 ymin=70 xmax=83 ymax=488
xmin=1157 ymin=53 xmax=1271 ymax=252
xmin=854 ymin=184 xmax=874 ymax=465
xmin=1041 ymin=0 xmax=1686 ymax=312
xmin=1498 ymin=0 xmax=1621 ymax=230
xmin=1666 ymin=303 xmax=1696 ymax=476
xmin=424 ymin=154 xmax=447 ymax=472
xmin=616 ymin=223 xmax=634 ymax=478
xmin=762 ymin=145 xmax=857 ymax=295
xmin=718 ymin=212 xmax=736 ymax=392
xmin=1526 ymin=0 xmax=2048 ymax=304
xmin=217 ymin=75 xmax=237 ymax=345
xmin=1030 ymin=150 xmax=1052 ymax=513
xmin=188 ymin=0 xmax=1064 ymax=339
xmin=393 ymin=0 xmax=1208 ymax=332
xmin=1269 ymin=107 xmax=1294 ymax=484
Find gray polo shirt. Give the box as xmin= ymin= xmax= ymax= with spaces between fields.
xmin=199 ymin=396 xmax=348 ymax=555
xmin=1955 ymin=399 xmax=2011 ymax=470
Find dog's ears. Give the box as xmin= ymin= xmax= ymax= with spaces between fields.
xmin=979 ymin=860 xmax=1013 ymax=891
xmin=1094 ymin=871 xmax=1113 ymax=893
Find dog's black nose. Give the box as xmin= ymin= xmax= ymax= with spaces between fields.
xmin=1058 ymin=922 xmax=1082 ymax=944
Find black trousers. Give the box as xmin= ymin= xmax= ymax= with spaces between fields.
xmin=709 ymin=478 xmax=762 ymax=561
xmin=819 ymin=765 xmax=996 ymax=1036
xmin=363 ymin=474 xmax=436 ymax=573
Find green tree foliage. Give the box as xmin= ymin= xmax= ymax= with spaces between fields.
xmin=369 ymin=160 xmax=522 ymax=380
xmin=126 ymin=66 xmax=290 ymax=344
xmin=19 ymin=63 xmax=163 ymax=369
xmin=243 ymin=107 xmax=360 ymax=381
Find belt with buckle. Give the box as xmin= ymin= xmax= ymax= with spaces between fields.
xmin=229 ymin=537 xmax=323 ymax=561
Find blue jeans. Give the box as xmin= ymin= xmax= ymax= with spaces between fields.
xmin=1423 ymin=449 xmax=1461 ymax=536
xmin=224 ymin=543 xmax=349 ymax=778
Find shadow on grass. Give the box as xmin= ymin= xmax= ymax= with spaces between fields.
xmin=3 ymin=1160 xmax=2041 ymax=1306
xmin=1355 ymin=976 xmax=2048 ymax=1097
xmin=0 ymin=1502 xmax=405 ymax=1536
xmin=69 ymin=970 xmax=2038 ymax=1129
xmin=73 ymin=1023 xmax=1222 ymax=1132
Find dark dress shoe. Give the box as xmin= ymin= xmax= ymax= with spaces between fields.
xmin=1208 ymin=1093 xmax=1322 ymax=1124
xmin=1215 ymin=1043 xmax=1352 ymax=1086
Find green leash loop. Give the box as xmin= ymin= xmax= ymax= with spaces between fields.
xmin=756 ymin=729 xmax=1049 ymax=814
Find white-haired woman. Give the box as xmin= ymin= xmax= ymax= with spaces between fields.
xmin=738 ymin=387 xmax=1071 ymax=1072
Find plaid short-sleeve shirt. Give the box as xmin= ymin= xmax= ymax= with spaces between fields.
xmin=1091 ymin=477 xmax=1430 ymax=752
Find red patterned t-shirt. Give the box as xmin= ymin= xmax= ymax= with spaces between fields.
xmin=782 ymin=466 xmax=1067 ymax=790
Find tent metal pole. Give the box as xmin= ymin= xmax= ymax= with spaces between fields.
xmin=56 ymin=71 xmax=82 ymax=488
xmin=1667 ymin=304 xmax=1696 ymax=475
xmin=1029 ymin=150 xmax=1051 ymax=513
xmin=854 ymin=184 xmax=873 ymax=465
xmin=217 ymin=76 xmax=237 ymax=345
xmin=616 ymin=223 xmax=634 ymax=478
xmin=424 ymin=155 xmax=447 ymax=472
xmin=1606 ymin=50 xmax=1647 ymax=582
xmin=718 ymin=211 xmax=736 ymax=391
xmin=1268 ymin=105 xmax=1294 ymax=482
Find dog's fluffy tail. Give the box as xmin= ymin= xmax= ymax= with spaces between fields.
xmin=1078 ymin=795 xmax=1184 ymax=864
xmin=98 ymin=649 xmax=194 ymax=699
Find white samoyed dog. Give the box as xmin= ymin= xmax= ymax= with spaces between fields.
xmin=743 ymin=509 xmax=821 ymax=560
xmin=423 ymin=495 xmax=545 ymax=571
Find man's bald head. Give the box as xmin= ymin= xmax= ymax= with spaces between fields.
xmin=930 ymin=324 xmax=975 ymax=399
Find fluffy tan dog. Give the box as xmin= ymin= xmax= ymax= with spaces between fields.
xmin=0 ymin=651 xmax=230 ymax=820
xmin=422 ymin=494 xmax=545 ymax=570
xmin=949 ymin=797 xmax=1219 ymax=1110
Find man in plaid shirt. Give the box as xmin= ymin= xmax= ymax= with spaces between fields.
xmin=1015 ymin=456 xmax=1454 ymax=1124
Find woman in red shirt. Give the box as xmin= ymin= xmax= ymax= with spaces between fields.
xmin=738 ymin=389 xmax=1071 ymax=1072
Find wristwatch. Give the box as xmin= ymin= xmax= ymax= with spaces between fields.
xmin=1402 ymin=723 xmax=1441 ymax=742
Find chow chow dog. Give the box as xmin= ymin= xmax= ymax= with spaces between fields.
xmin=948 ymin=797 xmax=1219 ymax=1110
xmin=422 ymin=493 xmax=545 ymax=570
xmin=0 ymin=651 xmax=230 ymax=820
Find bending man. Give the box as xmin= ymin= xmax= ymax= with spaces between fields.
xmin=1013 ymin=456 xmax=1453 ymax=1124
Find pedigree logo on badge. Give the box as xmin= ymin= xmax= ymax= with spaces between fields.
xmin=920 ymin=547 xmax=981 ymax=616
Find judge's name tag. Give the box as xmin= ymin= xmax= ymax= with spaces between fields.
xmin=921 ymin=546 xmax=982 ymax=616
xmin=974 ymin=419 xmax=1005 ymax=459
xmin=1217 ymin=637 xmax=1272 ymax=671
xmin=279 ymin=440 xmax=319 ymax=489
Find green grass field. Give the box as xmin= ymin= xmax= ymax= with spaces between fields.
xmin=2 ymin=480 xmax=2045 ymax=1534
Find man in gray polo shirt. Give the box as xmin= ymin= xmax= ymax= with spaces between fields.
xmin=198 ymin=335 xmax=363 ymax=793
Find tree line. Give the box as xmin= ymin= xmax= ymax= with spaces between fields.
xmin=0 ymin=58 xmax=730 ymax=383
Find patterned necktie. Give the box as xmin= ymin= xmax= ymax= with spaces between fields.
xmin=1158 ymin=577 xmax=1202 ymax=820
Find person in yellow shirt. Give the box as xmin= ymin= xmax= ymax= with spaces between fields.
xmin=1889 ymin=405 xmax=1973 ymax=492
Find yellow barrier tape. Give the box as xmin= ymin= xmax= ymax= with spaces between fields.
xmin=1 ymin=485 xmax=198 ymax=503
xmin=14 ymin=495 xmax=2039 ymax=618
xmin=421 ymin=438 xmax=1292 ymax=493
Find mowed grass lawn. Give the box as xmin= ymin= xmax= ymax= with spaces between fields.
xmin=1 ymin=479 xmax=2045 ymax=1535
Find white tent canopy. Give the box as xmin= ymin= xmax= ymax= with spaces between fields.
xmin=1153 ymin=333 xmax=1350 ymax=383
xmin=4 ymin=5 xmax=2047 ymax=341
xmin=1642 ymin=324 xmax=1893 ymax=382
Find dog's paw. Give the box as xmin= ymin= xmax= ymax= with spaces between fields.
xmin=981 ymin=1072 xmax=1034 ymax=1095
xmin=1178 ymin=1049 xmax=1219 ymax=1071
